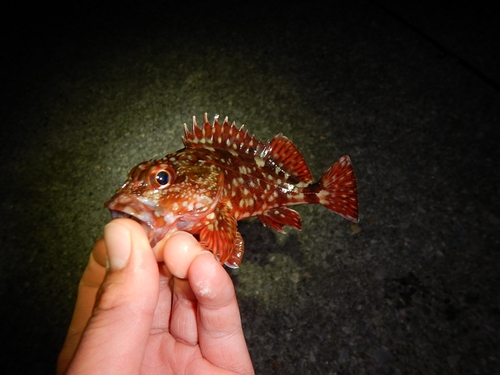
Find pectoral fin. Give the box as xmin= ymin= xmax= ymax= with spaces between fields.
xmin=199 ymin=203 xmax=245 ymax=267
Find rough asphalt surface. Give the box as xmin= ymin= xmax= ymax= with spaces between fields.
xmin=1 ymin=2 xmax=498 ymax=374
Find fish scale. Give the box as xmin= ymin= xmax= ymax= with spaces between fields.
xmin=106 ymin=113 xmax=359 ymax=268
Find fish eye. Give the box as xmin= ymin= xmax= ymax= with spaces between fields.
xmin=156 ymin=170 xmax=170 ymax=185
xmin=149 ymin=167 xmax=175 ymax=189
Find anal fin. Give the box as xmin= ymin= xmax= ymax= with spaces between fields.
xmin=258 ymin=207 xmax=302 ymax=233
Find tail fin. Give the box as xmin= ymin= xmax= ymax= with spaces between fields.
xmin=316 ymin=155 xmax=359 ymax=222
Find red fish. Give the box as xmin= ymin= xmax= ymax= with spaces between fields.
xmin=106 ymin=114 xmax=358 ymax=268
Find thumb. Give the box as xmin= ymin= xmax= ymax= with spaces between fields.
xmin=67 ymin=219 xmax=159 ymax=375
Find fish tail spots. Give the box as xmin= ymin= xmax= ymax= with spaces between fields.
xmin=311 ymin=155 xmax=359 ymax=222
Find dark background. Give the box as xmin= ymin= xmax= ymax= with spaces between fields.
xmin=1 ymin=1 xmax=498 ymax=374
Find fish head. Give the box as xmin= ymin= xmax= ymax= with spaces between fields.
xmin=105 ymin=156 xmax=224 ymax=248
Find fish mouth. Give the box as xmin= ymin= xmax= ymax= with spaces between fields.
xmin=105 ymin=195 xmax=168 ymax=247
xmin=109 ymin=210 xmax=156 ymax=243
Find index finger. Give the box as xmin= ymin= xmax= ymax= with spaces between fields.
xmin=56 ymin=237 xmax=107 ymax=374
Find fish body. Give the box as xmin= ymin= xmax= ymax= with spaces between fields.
xmin=106 ymin=114 xmax=359 ymax=268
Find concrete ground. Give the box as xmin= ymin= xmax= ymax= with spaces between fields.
xmin=1 ymin=1 xmax=498 ymax=374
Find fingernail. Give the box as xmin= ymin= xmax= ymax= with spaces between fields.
xmin=104 ymin=221 xmax=132 ymax=270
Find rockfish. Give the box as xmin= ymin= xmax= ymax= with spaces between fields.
xmin=105 ymin=114 xmax=359 ymax=268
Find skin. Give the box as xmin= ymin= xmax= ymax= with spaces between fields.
xmin=57 ymin=218 xmax=254 ymax=375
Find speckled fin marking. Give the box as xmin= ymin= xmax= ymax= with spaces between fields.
xmin=199 ymin=203 xmax=238 ymax=265
xmin=182 ymin=113 xmax=266 ymax=156
xmin=258 ymin=206 xmax=302 ymax=233
xmin=261 ymin=134 xmax=313 ymax=184
xmin=316 ymin=155 xmax=359 ymax=222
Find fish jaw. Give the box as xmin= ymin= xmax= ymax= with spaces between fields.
xmin=105 ymin=193 xmax=179 ymax=247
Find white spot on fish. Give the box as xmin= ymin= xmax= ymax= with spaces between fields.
xmin=255 ymin=157 xmax=265 ymax=168
xmin=164 ymin=212 xmax=176 ymax=225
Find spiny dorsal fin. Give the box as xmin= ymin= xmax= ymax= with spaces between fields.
xmin=182 ymin=113 xmax=313 ymax=184
xmin=182 ymin=113 xmax=265 ymax=156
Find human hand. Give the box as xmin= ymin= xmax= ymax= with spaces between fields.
xmin=57 ymin=218 xmax=254 ymax=375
